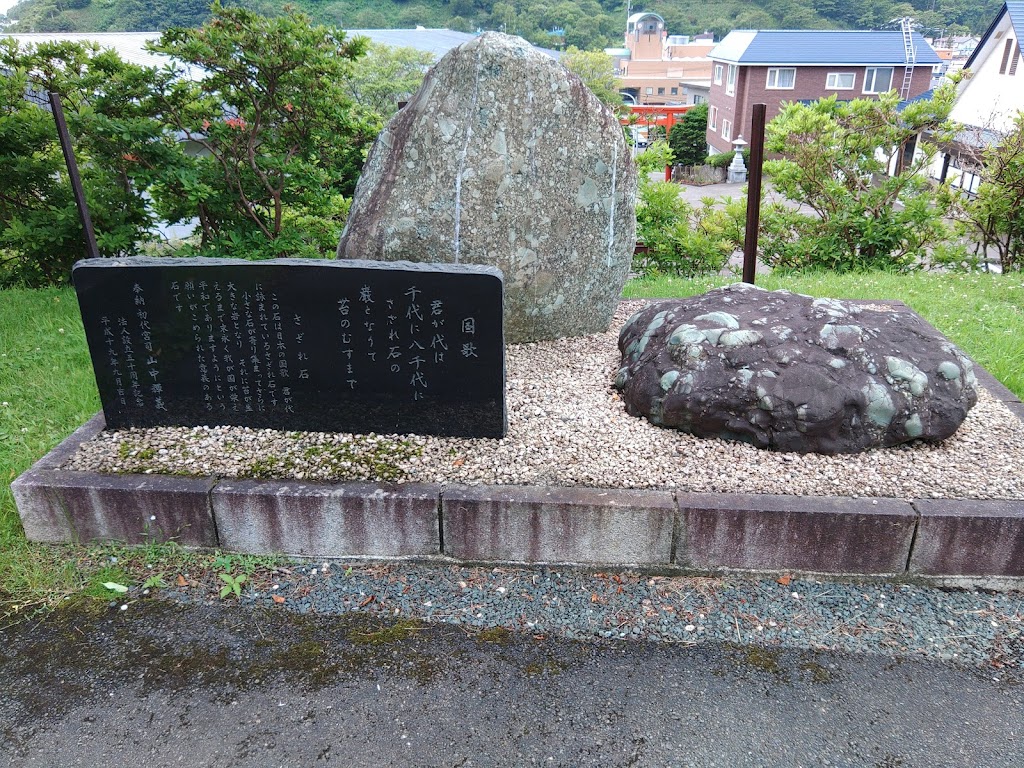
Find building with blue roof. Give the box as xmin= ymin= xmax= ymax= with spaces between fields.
xmin=705 ymin=29 xmax=941 ymax=154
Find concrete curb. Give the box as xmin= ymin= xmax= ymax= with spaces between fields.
xmin=212 ymin=479 xmax=442 ymax=559
xmin=11 ymin=304 xmax=1024 ymax=583
xmin=12 ymin=464 xmax=217 ymax=548
xmin=13 ymin=410 xmax=1024 ymax=581
xmin=677 ymin=493 xmax=917 ymax=575
xmin=442 ymin=484 xmax=675 ymax=565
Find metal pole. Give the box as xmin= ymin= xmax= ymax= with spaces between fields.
xmin=742 ymin=103 xmax=767 ymax=285
xmin=49 ymin=91 xmax=100 ymax=261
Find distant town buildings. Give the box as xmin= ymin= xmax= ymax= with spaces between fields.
xmin=605 ymin=12 xmax=714 ymax=107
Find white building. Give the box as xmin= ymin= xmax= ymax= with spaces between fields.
xmin=931 ymin=2 xmax=1024 ymax=194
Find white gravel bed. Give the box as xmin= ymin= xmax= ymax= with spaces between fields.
xmin=65 ymin=301 xmax=1024 ymax=501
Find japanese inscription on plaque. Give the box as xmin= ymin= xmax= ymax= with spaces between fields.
xmin=73 ymin=257 xmax=506 ymax=438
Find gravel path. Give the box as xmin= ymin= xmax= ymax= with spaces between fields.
xmin=68 ymin=301 xmax=1024 ymax=501
xmin=158 ymin=562 xmax=1023 ymax=676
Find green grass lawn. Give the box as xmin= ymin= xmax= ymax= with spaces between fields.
xmin=1 ymin=289 xmax=100 ymax=614
xmin=2 ymin=272 xmax=1023 ymax=614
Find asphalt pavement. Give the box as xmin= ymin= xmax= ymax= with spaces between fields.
xmin=2 ymin=597 xmax=1021 ymax=768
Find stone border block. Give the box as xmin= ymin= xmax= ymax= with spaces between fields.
xmin=909 ymin=499 xmax=1024 ymax=577
xmin=678 ymin=493 xmax=916 ymax=574
xmin=10 ymin=469 xmax=75 ymax=544
xmin=971 ymin=364 xmax=1019 ymax=405
xmin=213 ymin=480 xmax=441 ymax=558
xmin=32 ymin=412 xmax=106 ymax=470
xmin=13 ymin=469 xmax=217 ymax=547
xmin=1006 ymin=402 xmax=1024 ymax=422
xmin=442 ymin=484 xmax=675 ymax=565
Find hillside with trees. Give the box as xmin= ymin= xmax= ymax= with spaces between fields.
xmin=2 ymin=0 xmax=1005 ymax=48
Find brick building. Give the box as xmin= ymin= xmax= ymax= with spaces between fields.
xmin=705 ymin=30 xmax=941 ymax=154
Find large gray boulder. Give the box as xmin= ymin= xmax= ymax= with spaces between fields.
xmin=337 ymin=33 xmax=637 ymax=343
xmin=614 ymin=284 xmax=978 ymax=454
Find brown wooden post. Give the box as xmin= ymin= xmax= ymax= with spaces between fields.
xmin=742 ymin=103 xmax=767 ymax=285
xmin=49 ymin=91 xmax=100 ymax=261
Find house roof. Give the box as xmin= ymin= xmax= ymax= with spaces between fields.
xmin=3 ymin=32 xmax=179 ymax=70
xmin=1011 ymin=1 xmax=1024 ymax=32
xmin=897 ymin=88 xmax=935 ymax=110
xmin=965 ymin=2 xmax=1024 ymax=69
xmin=5 ymin=28 xmax=561 ymax=66
xmin=627 ymin=12 xmax=664 ymax=26
xmin=350 ymin=27 xmax=558 ymax=59
xmin=709 ymin=30 xmax=941 ymax=66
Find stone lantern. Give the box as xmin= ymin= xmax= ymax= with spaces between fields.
xmin=727 ymin=135 xmax=749 ymax=183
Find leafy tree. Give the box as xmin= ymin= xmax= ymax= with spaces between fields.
xmin=953 ymin=111 xmax=1024 ymax=272
xmin=559 ymin=46 xmax=622 ymax=113
xmin=759 ymin=87 xmax=959 ymax=272
xmin=0 ymin=38 xmax=173 ymax=286
xmin=668 ymin=102 xmax=708 ymax=167
xmin=345 ymin=42 xmax=435 ymax=120
xmin=147 ymin=2 xmax=381 ymax=259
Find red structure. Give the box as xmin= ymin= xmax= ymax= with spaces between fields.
xmin=621 ymin=104 xmax=694 ymax=131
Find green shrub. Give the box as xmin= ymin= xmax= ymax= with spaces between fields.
xmin=703 ymin=150 xmax=751 ymax=169
xmin=635 ymin=140 xmax=674 ymax=180
xmin=761 ymin=90 xmax=958 ymax=273
xmin=635 ymin=182 xmax=743 ymax=277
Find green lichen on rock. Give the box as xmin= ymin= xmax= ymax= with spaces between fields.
xmin=694 ymin=311 xmax=739 ymax=329
xmin=885 ymin=356 xmax=928 ymax=397
xmin=863 ymin=381 xmax=896 ymax=427
xmin=659 ymin=370 xmax=680 ymax=392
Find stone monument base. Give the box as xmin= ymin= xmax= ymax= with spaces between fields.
xmin=13 ymin=341 xmax=1024 ymax=584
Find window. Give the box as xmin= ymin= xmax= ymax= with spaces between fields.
xmin=692 ymin=94 xmax=705 ymax=104
xmin=722 ymin=119 xmax=732 ymax=141
xmin=766 ymin=68 xmax=795 ymax=89
xmin=709 ymin=105 xmax=718 ymax=130
xmin=862 ymin=67 xmax=893 ymax=93
xmin=645 ymin=87 xmax=653 ymax=95
xmin=670 ymin=87 xmax=678 ymax=95
xmin=713 ymin=64 xmax=723 ymax=85
xmin=1011 ymin=42 xmax=1021 ymax=76
xmin=826 ymin=72 xmax=855 ymax=89
xmin=657 ymin=87 xmax=665 ymax=95
xmin=726 ymin=64 xmax=737 ymax=95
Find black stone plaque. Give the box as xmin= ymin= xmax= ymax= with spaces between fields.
xmin=72 ymin=257 xmax=506 ymax=438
